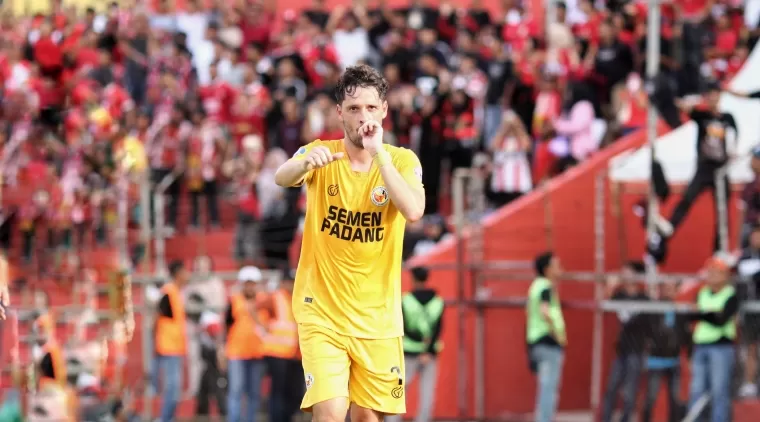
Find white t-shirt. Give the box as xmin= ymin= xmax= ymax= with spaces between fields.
xmin=333 ymin=28 xmax=370 ymax=68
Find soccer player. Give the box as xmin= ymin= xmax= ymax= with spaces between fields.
xmin=274 ymin=64 xmax=425 ymax=422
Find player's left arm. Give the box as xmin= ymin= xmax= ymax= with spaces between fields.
xmin=375 ymin=148 xmax=425 ymax=222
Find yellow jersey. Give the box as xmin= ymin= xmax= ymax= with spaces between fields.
xmin=291 ymin=139 xmax=423 ymax=339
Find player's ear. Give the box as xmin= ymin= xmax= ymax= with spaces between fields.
xmin=336 ymin=103 xmax=344 ymax=122
xmin=382 ymin=100 xmax=388 ymax=119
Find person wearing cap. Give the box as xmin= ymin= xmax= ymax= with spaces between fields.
xmin=386 ymin=266 xmax=443 ymax=422
xmin=660 ymin=82 xmax=737 ymax=252
xmin=736 ymin=225 xmax=760 ymax=398
xmin=152 ymin=260 xmax=190 ymax=422
xmin=687 ymin=255 xmax=739 ymax=422
xmin=221 ymin=265 xmax=271 ymax=422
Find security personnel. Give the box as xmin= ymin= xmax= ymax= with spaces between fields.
xmin=387 ymin=266 xmax=444 ymax=422
xmin=222 ymin=266 xmax=269 ymax=422
xmin=34 ymin=313 xmax=66 ymax=389
xmin=526 ymin=252 xmax=566 ymax=422
xmin=688 ymin=255 xmax=738 ymax=422
xmin=32 ymin=312 xmax=75 ymax=422
xmin=153 ymin=260 xmax=190 ymax=422
xmin=265 ymin=270 xmax=301 ymax=422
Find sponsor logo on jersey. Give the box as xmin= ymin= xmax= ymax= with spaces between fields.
xmin=371 ymin=186 xmax=389 ymax=206
xmin=320 ymin=205 xmax=385 ymax=243
xmin=294 ymin=147 xmax=307 ymax=157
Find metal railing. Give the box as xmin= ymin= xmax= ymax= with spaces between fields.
xmin=152 ymin=172 xmax=179 ymax=274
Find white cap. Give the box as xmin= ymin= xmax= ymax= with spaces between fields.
xmin=238 ymin=266 xmax=263 ymax=283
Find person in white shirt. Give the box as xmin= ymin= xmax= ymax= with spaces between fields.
xmin=488 ymin=111 xmax=533 ymax=207
xmin=326 ymin=6 xmax=370 ymax=69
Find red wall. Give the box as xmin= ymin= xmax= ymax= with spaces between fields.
xmin=402 ymin=121 xmax=747 ymax=420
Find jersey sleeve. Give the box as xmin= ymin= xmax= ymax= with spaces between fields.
xmin=290 ymin=140 xmax=322 ymax=186
xmin=394 ymin=148 xmax=424 ymax=190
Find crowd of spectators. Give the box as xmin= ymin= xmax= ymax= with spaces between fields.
xmin=0 ymin=0 xmax=756 ymax=268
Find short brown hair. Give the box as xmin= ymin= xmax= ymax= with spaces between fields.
xmin=334 ymin=64 xmax=389 ymax=104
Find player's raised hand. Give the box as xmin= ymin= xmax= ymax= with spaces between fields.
xmin=303 ymin=146 xmax=345 ymax=170
xmin=359 ymin=120 xmax=383 ymax=155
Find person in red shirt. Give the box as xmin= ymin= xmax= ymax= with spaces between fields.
xmin=712 ymin=13 xmax=738 ymax=58
xmin=198 ymin=62 xmax=237 ymax=124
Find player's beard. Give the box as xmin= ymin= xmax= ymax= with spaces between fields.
xmin=343 ymin=122 xmax=364 ymax=149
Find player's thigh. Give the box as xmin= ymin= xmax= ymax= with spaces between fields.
xmin=298 ymin=324 xmax=351 ymax=414
xmin=348 ymin=336 xmax=406 ymax=416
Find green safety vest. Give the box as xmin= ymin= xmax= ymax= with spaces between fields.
xmin=526 ymin=277 xmax=566 ymax=345
xmin=402 ymin=293 xmax=444 ymax=353
xmin=693 ymin=285 xmax=736 ymax=345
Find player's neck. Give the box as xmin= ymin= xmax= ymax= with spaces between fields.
xmin=343 ymin=138 xmax=374 ymax=167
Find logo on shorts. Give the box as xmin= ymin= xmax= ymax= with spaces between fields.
xmin=304 ymin=297 xmax=313 ymax=304
xmin=371 ymin=186 xmax=389 ymax=207
xmin=305 ymin=373 xmax=314 ymax=389
xmin=390 ymin=366 xmax=403 ymax=398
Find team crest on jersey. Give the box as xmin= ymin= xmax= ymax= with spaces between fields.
xmin=294 ymin=147 xmax=307 ymax=157
xmin=371 ymin=186 xmax=389 ymax=206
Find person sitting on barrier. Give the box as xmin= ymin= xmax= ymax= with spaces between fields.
xmin=736 ymin=225 xmax=760 ymax=398
xmin=526 ymin=252 xmax=566 ymax=422
xmin=600 ymin=261 xmax=650 ymax=422
xmin=687 ymin=254 xmax=739 ymax=422
xmin=642 ymin=279 xmax=692 ymax=422
xmin=656 ymin=82 xmax=737 ymax=253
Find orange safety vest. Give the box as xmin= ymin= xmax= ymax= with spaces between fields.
xmin=155 ymin=283 xmax=187 ymax=356
xmin=38 ymin=341 xmax=66 ymax=389
xmin=264 ymin=290 xmax=299 ymax=359
xmin=226 ymin=293 xmax=270 ymax=359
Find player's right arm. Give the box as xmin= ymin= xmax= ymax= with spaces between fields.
xmin=274 ymin=141 xmax=344 ymax=187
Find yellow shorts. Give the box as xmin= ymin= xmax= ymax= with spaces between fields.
xmin=298 ymin=323 xmax=406 ymax=414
